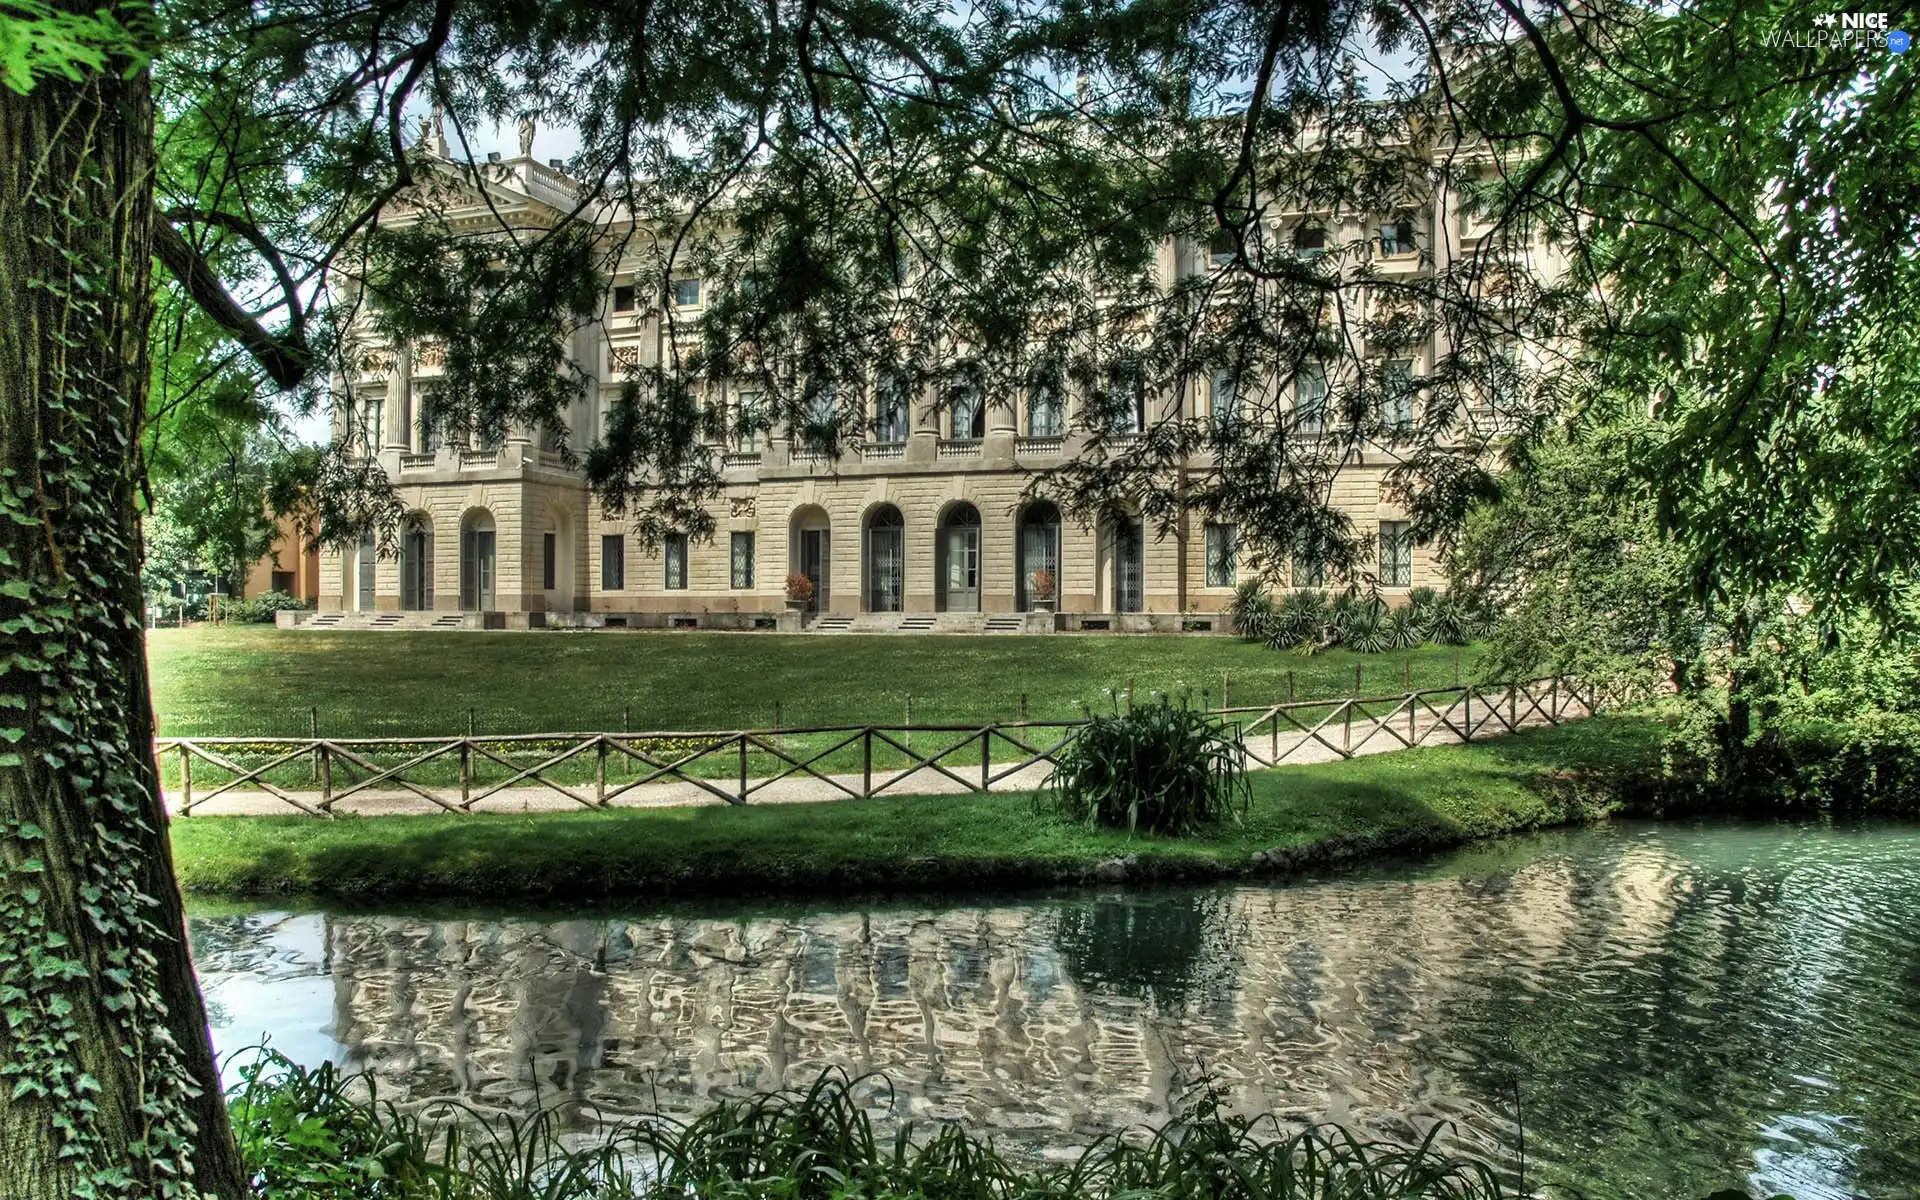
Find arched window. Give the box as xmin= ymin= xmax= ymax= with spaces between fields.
xmin=1017 ymin=501 xmax=1061 ymax=611
xmin=400 ymin=514 xmax=434 ymax=611
xmin=864 ymin=505 xmax=905 ymax=613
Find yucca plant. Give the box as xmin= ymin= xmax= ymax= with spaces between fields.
xmin=1428 ymin=588 xmax=1477 ymax=645
xmin=1045 ymin=699 xmax=1249 ymax=835
xmin=1267 ymin=588 xmax=1329 ymax=650
xmin=1384 ymin=603 xmax=1427 ymax=650
xmin=1227 ymin=578 xmax=1276 ymax=642
xmin=1341 ymin=601 xmax=1395 ymax=653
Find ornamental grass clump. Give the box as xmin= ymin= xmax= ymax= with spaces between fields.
xmin=230 ymin=1053 xmax=1530 ymax=1200
xmin=1046 ymin=699 xmax=1249 ymax=835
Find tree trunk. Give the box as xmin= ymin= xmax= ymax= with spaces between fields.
xmin=0 ymin=22 xmax=249 ymax=1200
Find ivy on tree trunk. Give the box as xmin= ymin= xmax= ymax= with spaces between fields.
xmin=0 ymin=11 xmax=247 ymax=1196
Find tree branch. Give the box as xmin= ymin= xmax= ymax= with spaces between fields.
xmin=151 ymin=216 xmax=312 ymax=390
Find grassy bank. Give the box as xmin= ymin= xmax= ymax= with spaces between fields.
xmin=149 ymin=626 xmax=1479 ymax=737
xmin=170 ymin=710 xmax=1672 ymax=901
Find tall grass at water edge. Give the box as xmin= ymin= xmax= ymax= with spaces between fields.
xmin=229 ymin=1053 xmax=1778 ymax=1200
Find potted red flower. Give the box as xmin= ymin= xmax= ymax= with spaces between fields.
xmin=785 ymin=572 xmax=815 ymax=612
xmin=1029 ymin=567 xmax=1057 ymax=613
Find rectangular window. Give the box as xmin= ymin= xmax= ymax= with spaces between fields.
xmin=1209 ymin=368 xmax=1237 ymax=433
xmin=612 ymin=284 xmax=637 ymax=312
xmin=542 ymin=532 xmax=557 ymax=590
xmin=734 ymin=390 xmax=762 ymax=452
xmin=1292 ymin=532 xmax=1325 ymax=588
xmin=270 ymin=570 xmax=296 ymax=595
xmin=1490 ymin=342 xmax=1519 ymax=412
xmin=1108 ymin=362 xmax=1144 ymax=434
xmin=664 ymin=533 xmax=688 ymax=589
xmin=1295 ymin=364 xmax=1327 ymax=435
xmin=1380 ymin=521 xmax=1413 ymax=588
xmin=1204 ymin=523 xmax=1237 ymax=588
xmin=1027 ymin=381 xmax=1064 ymax=436
xmin=1378 ymin=218 xmax=1416 ymax=256
xmin=359 ymin=396 xmax=383 ymax=455
xmin=1383 ymin=359 xmax=1415 ymax=430
xmin=601 ymin=534 xmax=625 ymax=591
xmin=673 ymin=278 xmax=701 ymax=307
xmin=874 ymin=375 xmax=910 ymax=442
xmin=949 ymin=381 xmax=982 ymax=439
xmin=1208 ymin=229 xmax=1236 ymax=267
xmin=730 ymin=532 xmax=755 ymax=589
xmin=1294 ymin=226 xmax=1326 ymax=259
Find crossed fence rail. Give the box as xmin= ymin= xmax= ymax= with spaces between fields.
xmin=159 ymin=675 xmax=1615 ymax=817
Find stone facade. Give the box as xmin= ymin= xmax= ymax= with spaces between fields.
xmin=319 ymin=154 xmax=1468 ymax=628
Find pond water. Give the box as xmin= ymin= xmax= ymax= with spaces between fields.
xmin=190 ymin=821 xmax=1920 ymax=1199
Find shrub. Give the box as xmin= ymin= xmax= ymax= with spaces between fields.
xmin=1267 ymin=589 xmax=1330 ymax=650
xmin=1342 ymin=602 xmax=1394 ymax=654
xmin=216 ymin=590 xmax=310 ymax=624
xmin=1045 ymin=699 xmax=1249 ymax=835
xmin=1227 ymin=579 xmax=1274 ymax=641
xmin=785 ymin=572 xmax=815 ymax=603
xmin=1030 ymin=567 xmax=1057 ymax=601
xmin=1384 ymin=604 xmax=1426 ymax=650
xmin=1427 ymin=589 xmax=1475 ymax=645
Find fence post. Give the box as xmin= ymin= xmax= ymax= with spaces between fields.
xmin=320 ymin=743 xmax=332 ymax=809
xmin=905 ymin=694 xmax=913 ymax=753
xmin=596 ymin=738 xmax=609 ymax=806
xmin=309 ymin=706 xmax=320 ymax=782
xmin=467 ymin=707 xmax=476 ymax=737
xmin=180 ymin=744 xmax=192 ymax=812
xmin=1509 ymin=683 xmax=1518 ymax=728
xmin=1342 ymin=701 xmax=1352 ymax=755
xmin=863 ymin=728 xmax=873 ymax=798
xmin=1408 ymin=693 xmax=1416 ymax=743
xmin=738 ymin=735 xmax=748 ymax=801
xmin=1463 ymin=689 xmax=1472 ymax=740
xmin=1550 ymin=677 xmax=1560 ymax=722
xmin=981 ymin=728 xmax=991 ymax=790
xmin=458 ymin=741 xmax=470 ymax=808
xmin=623 ymin=705 xmax=630 ymax=733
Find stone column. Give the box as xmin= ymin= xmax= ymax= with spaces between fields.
xmin=382 ymin=343 xmax=411 ymax=451
xmin=982 ymin=385 xmax=1017 ymax=468
xmin=905 ymin=381 xmax=937 ymax=465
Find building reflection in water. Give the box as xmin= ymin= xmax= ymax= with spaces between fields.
xmin=194 ymin=822 xmax=1920 ymax=1199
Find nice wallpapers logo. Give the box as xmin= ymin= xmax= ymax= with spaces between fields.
xmin=1761 ymin=11 xmax=1911 ymax=52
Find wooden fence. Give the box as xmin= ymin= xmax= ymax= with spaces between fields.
xmin=159 ymin=675 xmax=1613 ymax=817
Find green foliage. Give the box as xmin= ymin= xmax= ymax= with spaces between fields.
xmin=225 ymin=1052 xmax=1789 ymax=1200
xmin=1266 ymin=590 xmax=1329 ymax=651
xmin=1228 ymin=579 xmax=1275 ymax=643
xmin=213 ymin=591 xmax=308 ymax=624
xmin=1339 ymin=602 xmax=1394 ymax=655
xmin=227 ymin=1052 xmax=433 ymax=1198
xmin=1045 ymin=699 xmax=1249 ymax=836
xmin=0 ymin=0 xmax=148 ymax=94
xmin=1451 ymin=427 xmax=1703 ymax=697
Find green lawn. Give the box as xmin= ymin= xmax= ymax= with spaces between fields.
xmin=169 ymin=710 xmax=1670 ymax=901
xmin=149 ymin=626 xmax=1481 ymax=738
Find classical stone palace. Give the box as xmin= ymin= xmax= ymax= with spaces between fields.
xmin=318 ymin=141 xmax=1516 ymax=631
